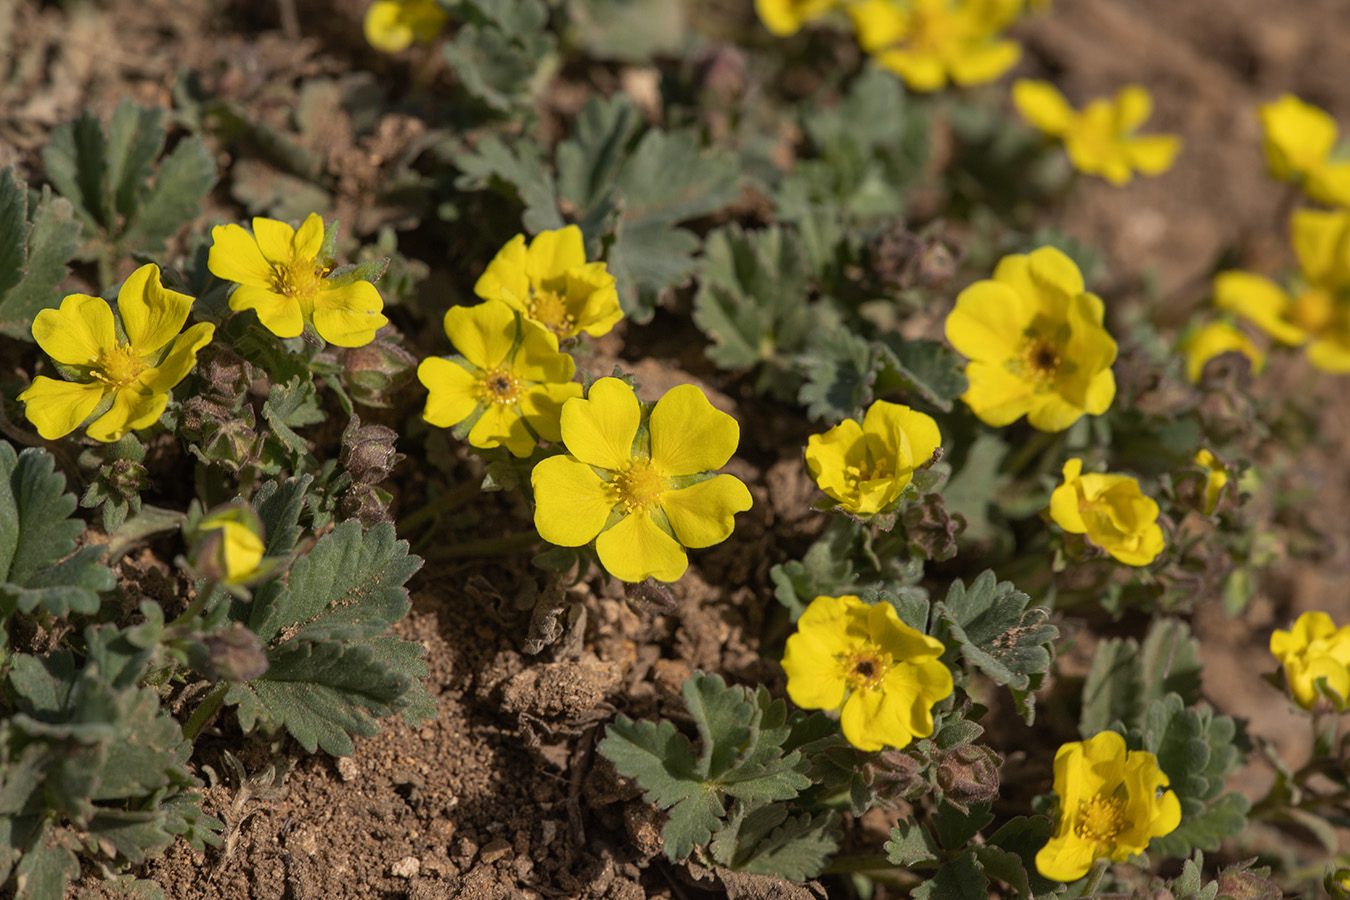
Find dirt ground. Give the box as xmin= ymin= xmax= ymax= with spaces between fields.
xmin=3 ymin=0 xmax=1349 ymax=896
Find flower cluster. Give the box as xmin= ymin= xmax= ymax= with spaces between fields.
xmin=1270 ymin=611 xmax=1350 ymax=710
xmin=805 ymin=400 xmax=941 ymax=516
xmin=1049 ymin=459 xmax=1164 ymax=566
xmin=945 ymin=246 xmax=1117 ymax=432
xmin=1013 ymin=80 xmax=1182 ymax=185
xmin=781 ymin=594 xmax=953 ymax=751
xmin=1036 ymin=731 xmax=1181 ymax=882
xmin=19 ymin=264 xmax=214 ymax=443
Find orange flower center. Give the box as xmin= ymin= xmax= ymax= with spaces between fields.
xmin=528 ymin=288 xmax=576 ymax=338
xmin=1073 ymin=793 xmax=1128 ymax=845
xmin=479 ymin=366 xmax=521 ymax=406
xmin=92 ymin=342 xmax=147 ymax=388
xmin=843 ymin=648 xmax=893 ymax=691
xmin=271 ymin=256 xmax=329 ymax=299
xmin=1291 ymin=287 xmax=1335 ymax=334
xmin=608 ymin=459 xmax=667 ymax=515
xmin=845 ymin=456 xmax=894 ymax=488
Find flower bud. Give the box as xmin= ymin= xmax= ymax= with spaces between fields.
xmin=867 ymin=747 xmax=929 ymax=805
xmin=340 ymin=418 xmax=404 ymax=485
xmin=336 ymin=331 xmax=418 ymax=408
xmin=191 ymin=505 xmax=266 ymax=584
xmin=201 ymin=623 xmax=270 ymax=682
xmin=934 ymin=744 xmax=1002 ymax=812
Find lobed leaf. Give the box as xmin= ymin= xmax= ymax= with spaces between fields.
xmin=0 ymin=170 xmax=82 ymax=340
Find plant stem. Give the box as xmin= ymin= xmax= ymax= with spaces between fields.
xmin=1080 ymin=859 xmax=1109 ymax=898
xmin=424 ymin=530 xmax=540 ymax=560
xmin=1003 ymin=428 xmax=1061 ymax=479
xmin=398 ymin=480 xmax=483 ymax=535
xmin=182 ymin=683 xmax=229 ymax=742
xmin=166 ymin=579 xmax=221 ymax=633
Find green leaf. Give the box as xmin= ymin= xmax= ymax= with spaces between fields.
xmin=0 ymin=171 xmax=82 ymax=340
xmin=451 ymin=135 xmax=565 ymax=235
xmin=251 ymin=474 xmax=312 ymax=558
xmin=119 ymin=137 xmax=216 ymax=253
xmin=886 ymin=819 xmax=940 ymax=866
xmin=933 ymin=799 xmax=993 ymax=851
xmin=874 ymin=336 xmax=969 ymax=413
xmin=0 ymin=444 xmax=114 ymax=618
xmin=1081 ymin=619 xmax=1204 ymax=736
xmin=933 ymin=571 xmax=1057 ymax=722
xmin=105 ymin=100 xmax=166 ymax=223
xmin=692 ymin=225 xmax=814 ymax=400
xmin=13 ymin=826 xmax=79 ymax=900
xmin=940 ymin=432 xmax=1010 ymax=544
xmin=984 ymin=817 xmax=1061 ymax=900
xmin=912 ymin=850 xmax=989 ymax=900
xmin=567 ymin=0 xmax=688 ymax=62
xmin=261 ymin=375 xmax=323 ymax=458
xmin=797 ymin=329 xmax=883 ymax=423
xmin=44 ymin=110 xmax=108 ymax=232
xmin=441 ymin=3 xmax=554 ymax=114
xmin=733 ymin=809 xmax=840 ymax=880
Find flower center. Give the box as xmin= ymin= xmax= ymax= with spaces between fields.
xmin=1073 ymin=793 xmax=1128 ymax=845
xmin=1291 ymin=287 xmax=1335 ymax=334
xmin=845 ymin=456 xmax=894 ymax=488
xmin=843 ymin=649 xmax=893 ymax=691
xmin=92 ymin=342 xmax=147 ymax=388
xmin=271 ymin=256 xmax=328 ymax=299
xmin=609 ymin=458 xmax=667 ymax=515
xmin=479 ymin=366 xmax=521 ymax=406
xmin=1018 ymin=335 xmax=1062 ymax=384
xmin=528 ymin=288 xmax=576 ymax=338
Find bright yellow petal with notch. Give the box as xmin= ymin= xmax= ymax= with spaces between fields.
xmin=660 ymin=475 xmax=751 ymax=549
xmin=520 ymin=382 xmax=583 ymax=444
xmin=945 ymin=280 xmax=1029 ymax=362
xmin=87 ymin=386 xmax=168 ymax=442
xmin=467 ymin=402 xmax=533 ymax=456
xmin=418 ymin=357 xmax=480 ymax=428
xmin=532 ymin=455 xmax=614 ymax=546
xmin=949 ymin=40 xmax=1019 ymax=87
xmin=559 ymin=377 xmax=640 ymax=470
xmin=650 ymin=384 xmax=740 ymax=475
xmin=474 ymin=234 xmax=531 ymax=309
xmin=313 ymin=282 xmax=387 ymax=347
xmin=142 ymin=322 xmax=215 ymax=392
xmin=443 ymin=300 xmax=516 ymax=370
xmin=595 ymin=513 xmax=688 ymax=583
xmin=1012 ymin=79 xmax=1075 ymax=136
xmin=32 ymin=294 xmax=115 ymax=366
xmin=960 ymin=361 xmax=1032 ymax=426
xmin=17 ymin=376 xmax=105 ymax=440
xmin=250 ymin=217 xmax=298 ymax=265
xmin=208 ymin=223 xmax=274 ymax=287
xmin=525 ymin=226 xmax=587 ymax=287
xmin=230 ymin=284 xmax=304 ymax=339
xmin=117 ymin=264 xmax=195 ymax=356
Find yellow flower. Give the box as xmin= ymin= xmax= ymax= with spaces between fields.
xmin=755 ymin=0 xmax=842 ymax=35
xmin=1214 ymin=209 xmax=1350 ymax=372
xmin=1270 ymin=611 xmax=1350 ymax=710
xmin=418 ymin=300 xmax=581 ymax=458
xmin=1013 ymin=80 xmax=1182 ymax=186
xmin=1177 ymin=321 xmax=1264 ymax=383
xmin=1035 ymin=730 xmax=1181 ymax=882
xmin=195 ymin=506 xmax=266 ymax=584
xmin=531 ymin=377 xmax=752 ymax=583
xmin=1193 ymin=449 xmax=1228 ymax=516
xmin=473 ymin=225 xmax=622 ymax=348
xmin=18 ymin=265 xmax=214 ymax=443
xmin=208 ymin=213 xmax=388 ymax=348
xmin=781 ymin=595 xmax=952 ymax=752
xmin=847 ymin=0 xmax=1021 ymax=93
xmin=944 ymin=246 xmax=1117 ymax=431
xmin=363 ymin=0 xmax=448 ymax=53
xmin=1049 ymin=459 xmax=1164 ymax=566
xmin=805 ymin=400 xmax=941 ymax=516
xmin=1259 ymin=95 xmax=1350 ymax=207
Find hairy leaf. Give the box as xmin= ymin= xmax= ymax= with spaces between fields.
xmin=874 ymin=336 xmax=969 ymax=414
xmin=452 ymin=135 xmax=565 ymax=234
xmin=1081 ymin=619 xmax=1203 ymax=736
xmin=797 ymin=329 xmax=884 ymax=423
xmin=734 ymin=809 xmax=840 ymax=880
xmin=886 ymin=819 xmax=940 ymax=866
xmin=912 ymin=850 xmax=988 ymax=900
xmin=0 ymin=169 xmax=82 ymax=340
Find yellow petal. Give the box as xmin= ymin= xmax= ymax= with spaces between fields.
xmin=565 ymin=263 xmax=624 ymax=338
xmin=1049 ymin=482 xmax=1085 ymax=533
xmin=1028 ymin=246 xmax=1086 ymax=298
xmin=208 ymin=223 xmax=275 ymax=287
xmin=87 ymin=386 xmax=168 ymax=442
xmin=443 ymin=300 xmax=517 ymax=370
xmin=839 ymin=689 xmax=892 ymax=752
xmin=418 ymin=357 xmax=481 ymax=428
xmin=32 ymin=294 xmax=115 ymax=366
xmin=1307 ymin=163 xmax=1350 ymax=207
xmin=1291 ymin=208 xmax=1350 ymax=287
xmin=659 ymin=475 xmax=752 ymax=549
xmin=474 ymin=234 xmax=531 ymax=308
xmin=948 ymin=40 xmax=1020 ymax=87
xmin=1307 ymin=338 xmax=1350 ymax=373
xmin=945 ymin=280 xmax=1031 ymax=362
xmin=1179 ymin=321 xmax=1264 ymax=383
xmin=1114 ymin=85 xmax=1153 ymax=132
xmin=250 ymin=217 xmax=299 ymax=265
xmin=650 ymin=384 xmax=741 ymax=475
xmin=512 ymin=317 xmax=575 ymax=384
xmin=116 ymin=264 xmax=195 ymax=356
xmin=292 ymin=213 xmax=325 ymax=260
xmin=525 ymin=226 xmax=587 ymax=288
xmin=1260 ymin=94 xmax=1338 ymax=179
xmin=1012 ymin=79 xmax=1075 ymax=136
xmin=847 ymin=0 xmax=907 ymax=50
xmin=364 ymin=0 xmax=415 ymax=52
xmin=17 ymin=376 xmax=105 ymax=440
xmin=229 ymin=284 xmax=304 ymax=339
xmin=466 ymin=401 xmax=534 ymax=456
xmin=142 ymin=322 xmax=215 ymax=392
xmin=805 ymin=419 xmax=865 ymax=503
xmin=595 ymin=513 xmax=688 ymax=583
xmin=559 ymin=377 xmax=640 ymax=471
xmin=864 ymin=401 xmax=940 ymax=469
xmin=531 ymin=455 xmax=614 ymax=547
xmin=1213 ymin=271 xmax=1305 ymax=345
xmin=519 ymin=382 xmax=583 ymax=444
xmin=1125 ymin=135 xmax=1182 ymax=175
xmin=313 ymin=282 xmax=387 ymax=347
xmin=1035 ymin=830 xmax=1100 ymax=883
xmin=1026 ymin=393 xmax=1088 ymax=432
xmin=960 ymin=360 xmax=1033 ymax=426
xmin=876 ymin=49 xmax=947 ymax=92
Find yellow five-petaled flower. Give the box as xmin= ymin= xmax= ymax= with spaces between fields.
xmin=208 ymin=213 xmax=388 ymax=348
xmin=945 ymin=246 xmax=1117 ymax=431
xmin=363 ymin=0 xmax=448 ymax=53
xmin=418 ymin=300 xmax=581 ymax=458
xmin=1013 ymin=80 xmax=1182 ymax=186
xmin=1270 ymin=611 xmax=1350 ymax=711
xmin=473 ymin=225 xmax=622 ymax=349
xmin=1036 ymin=730 xmax=1181 ymax=882
xmin=18 ymin=264 xmax=214 ymax=443
xmin=848 ymin=0 xmax=1021 ymax=92
xmin=1049 ymin=459 xmax=1164 ymax=566
xmin=805 ymin=400 xmax=941 ymax=516
xmin=781 ymin=595 xmax=953 ymax=752
xmin=531 ymin=377 xmax=753 ymax=583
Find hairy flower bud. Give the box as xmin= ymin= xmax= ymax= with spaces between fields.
xmin=336 ymin=332 xmax=418 ymax=408
xmin=340 ymin=417 xmax=404 ymax=485
xmin=198 ymin=345 xmax=255 ymax=402
xmin=201 ymin=623 xmax=270 ymax=682
xmin=868 ymin=747 xmax=929 ymax=805
xmin=934 ymin=744 xmax=1003 ymax=812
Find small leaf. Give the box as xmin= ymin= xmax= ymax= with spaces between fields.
xmin=14 ymin=826 xmax=80 ymax=900
xmin=912 ymin=850 xmax=989 ymax=900
xmin=105 ymin=100 xmax=166 ymax=222
xmin=874 ymin=335 xmax=969 ymax=413
xmin=119 ymin=137 xmax=216 ymax=253
xmin=261 ymin=375 xmax=323 ymax=458
xmin=797 ymin=330 xmax=883 ymax=423
xmin=0 ymin=171 xmax=82 ymax=340
xmin=886 ymin=819 xmax=940 ymax=866
xmin=451 ymin=134 xmax=566 ymax=234
xmin=733 ymin=809 xmax=840 ymax=880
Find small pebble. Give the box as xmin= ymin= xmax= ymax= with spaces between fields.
xmin=391 ymin=856 xmax=421 ymax=879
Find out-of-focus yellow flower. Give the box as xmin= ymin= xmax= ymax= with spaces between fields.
xmin=945 ymin=246 xmax=1116 ymax=431
xmin=1177 ymin=321 xmax=1265 ymax=383
xmin=781 ymin=594 xmax=952 ymax=752
xmin=363 ymin=0 xmax=448 ymax=53
xmin=209 ymin=213 xmax=387 ymax=348
xmin=1193 ymin=449 xmax=1228 ymax=516
xmin=532 ymin=377 xmax=752 ymax=583
xmin=847 ymin=0 xmax=1021 ymax=93
xmin=1259 ymin=95 xmax=1350 ymax=207
xmin=1215 ymin=209 xmax=1350 ymax=372
xmin=1049 ymin=459 xmax=1164 ymax=566
xmin=805 ymin=400 xmax=940 ymax=516
xmin=18 ymin=265 xmax=214 ymax=443
xmin=755 ymin=0 xmax=842 ymax=35
xmin=1013 ymin=80 xmax=1182 ymax=186
xmin=473 ymin=226 xmax=622 ymax=348
xmin=1270 ymin=611 xmax=1350 ymax=710
xmin=195 ymin=506 xmax=267 ymax=584
xmin=1035 ymin=730 xmax=1181 ymax=882
xmin=418 ymin=300 xmax=581 ymax=457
